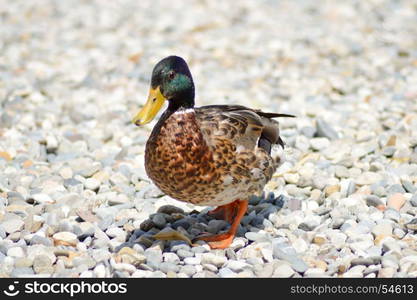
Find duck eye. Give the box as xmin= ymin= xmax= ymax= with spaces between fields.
xmin=168 ymin=71 xmax=176 ymax=80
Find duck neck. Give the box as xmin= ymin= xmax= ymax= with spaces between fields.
xmin=167 ymin=88 xmax=195 ymax=111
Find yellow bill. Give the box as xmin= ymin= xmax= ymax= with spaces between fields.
xmin=132 ymin=86 xmax=166 ymax=125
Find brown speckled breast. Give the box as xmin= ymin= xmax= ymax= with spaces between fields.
xmin=145 ymin=107 xmax=280 ymax=206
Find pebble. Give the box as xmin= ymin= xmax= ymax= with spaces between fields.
xmin=159 ymin=262 xmax=180 ymax=273
xmin=310 ymin=138 xmax=330 ymax=151
xmin=378 ymin=267 xmax=396 ymax=278
xmin=410 ymin=194 xmax=417 ymax=207
xmin=180 ymin=265 xmax=197 ymax=276
xmin=7 ymin=247 xmax=25 ymax=258
xmin=0 ymin=0 xmax=415 ymax=279
xmin=144 ymin=247 xmax=163 ymax=270
xmin=1 ymin=218 xmax=24 ymax=234
xmin=218 ymin=267 xmax=237 ymax=278
xmin=32 ymin=193 xmax=54 ymax=204
xmin=151 ymin=214 xmax=167 ymax=229
xmin=372 ymin=223 xmax=393 ymax=237
xmin=53 ymin=232 xmax=78 ymax=246
xmin=383 ymin=208 xmax=400 ymax=222
xmin=201 ymin=253 xmax=227 ymax=268
xmin=163 ymin=252 xmax=180 ymax=264
xmin=316 ymin=119 xmax=339 ymax=140
xmin=224 ymin=260 xmax=251 ymax=273
xmin=366 ymin=195 xmax=384 ymax=208
xmin=84 ymin=178 xmax=101 ymax=191
xmin=273 ymin=262 xmax=295 ymax=278
xmin=33 ymin=255 xmax=54 ymax=274
xmin=387 ymin=193 xmax=406 ymax=211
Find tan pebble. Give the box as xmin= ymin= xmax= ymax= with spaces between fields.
xmin=387 ymin=193 xmax=406 ymax=211
xmin=386 ymin=135 xmax=396 ymax=146
xmin=53 ymin=232 xmax=78 ymax=247
xmin=315 ymin=260 xmax=328 ymax=271
xmin=310 ymin=189 xmax=322 ymax=201
xmin=283 ymin=173 xmax=299 ymax=184
xmin=374 ymin=234 xmax=392 ymax=246
xmin=116 ymin=247 xmax=146 ymax=265
xmin=166 ymin=271 xmax=177 ymax=278
xmin=355 ymin=186 xmax=371 ymax=195
xmin=325 ymin=185 xmax=340 ymax=197
xmin=378 ymin=267 xmax=396 ymax=278
xmin=338 ymin=264 xmax=348 ymax=274
xmin=0 ymin=151 xmax=12 ymax=161
xmin=92 ymin=171 xmax=110 ymax=182
xmin=117 ymin=247 xmax=136 ymax=256
xmin=22 ymin=160 xmax=33 ymax=168
xmin=313 ymin=235 xmax=327 ymax=245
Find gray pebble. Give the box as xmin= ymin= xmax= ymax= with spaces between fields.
xmin=218 ymin=267 xmax=237 ymax=278
xmin=386 ymin=184 xmax=405 ymax=195
xmin=171 ymin=219 xmax=191 ymax=230
xmin=33 ymin=255 xmax=54 ymax=274
xmin=224 ymin=260 xmax=251 ymax=272
xmin=300 ymin=126 xmax=316 ymax=138
xmin=381 ymin=255 xmax=399 ymax=269
xmin=144 ymin=248 xmax=163 ymax=270
xmin=183 ymin=256 xmax=201 ymax=265
xmin=384 ymin=208 xmax=400 ymax=222
xmin=382 ymin=147 xmax=396 ymax=157
xmin=191 ymin=246 xmax=208 ymax=254
xmin=272 ymin=241 xmax=308 ymax=273
xmin=63 ymin=178 xmax=82 ymax=188
xmin=0 ymin=226 xmax=6 ymax=239
xmin=1 ymin=218 xmax=24 ymax=234
xmin=350 ymin=257 xmax=380 ymax=266
xmin=177 ymin=249 xmax=194 ymax=259
xmin=157 ymin=205 xmax=184 ymax=215
xmin=298 ymin=220 xmax=318 ymax=231
xmin=162 ymin=252 xmax=180 ymax=264
xmin=151 ymin=214 xmax=166 ymax=229
xmin=11 ymin=267 xmax=35 ymax=277
xmin=410 ymin=194 xmax=417 ymax=207
xmin=401 ymin=180 xmax=416 ymax=193
xmin=382 ymin=240 xmax=402 ymax=254
xmin=366 ymin=195 xmax=384 ymax=208
xmin=206 ymin=219 xmax=228 ymax=234
xmin=201 ymin=252 xmax=227 ymax=268
xmin=180 ymin=265 xmax=197 ymax=276
xmin=30 ymin=235 xmax=53 ymax=246
xmin=159 ymin=261 xmax=180 ymax=273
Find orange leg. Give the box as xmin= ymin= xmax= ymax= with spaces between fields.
xmin=207 ymin=201 xmax=239 ymax=223
xmin=198 ymin=199 xmax=248 ymax=249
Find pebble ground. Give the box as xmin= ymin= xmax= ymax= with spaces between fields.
xmin=1 ymin=0 xmax=417 ymax=278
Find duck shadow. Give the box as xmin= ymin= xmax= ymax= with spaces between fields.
xmin=119 ymin=192 xmax=286 ymax=252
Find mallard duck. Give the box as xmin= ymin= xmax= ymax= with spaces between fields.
xmin=133 ymin=56 xmax=293 ymax=249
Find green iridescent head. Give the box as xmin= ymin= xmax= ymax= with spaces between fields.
xmin=133 ymin=56 xmax=195 ymax=125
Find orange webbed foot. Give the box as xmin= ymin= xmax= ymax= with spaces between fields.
xmin=207 ymin=201 xmax=239 ymax=223
xmin=197 ymin=199 xmax=248 ymax=249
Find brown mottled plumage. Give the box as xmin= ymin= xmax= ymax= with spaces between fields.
xmin=146 ymin=106 xmax=287 ymax=206
xmin=133 ymin=56 xmax=294 ymax=248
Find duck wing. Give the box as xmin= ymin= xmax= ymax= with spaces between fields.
xmin=195 ymin=105 xmax=294 ymax=154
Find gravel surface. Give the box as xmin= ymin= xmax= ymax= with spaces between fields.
xmin=1 ymin=0 xmax=417 ymax=278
